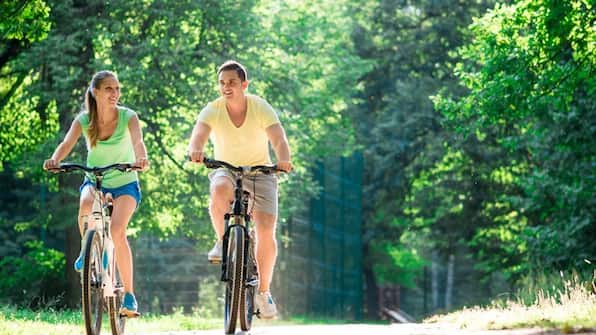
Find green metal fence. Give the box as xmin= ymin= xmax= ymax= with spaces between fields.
xmin=276 ymin=152 xmax=364 ymax=319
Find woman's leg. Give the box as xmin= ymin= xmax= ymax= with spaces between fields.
xmin=110 ymin=195 xmax=137 ymax=294
xmin=78 ymin=186 xmax=95 ymax=236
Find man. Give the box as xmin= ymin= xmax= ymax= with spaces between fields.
xmin=188 ymin=60 xmax=292 ymax=319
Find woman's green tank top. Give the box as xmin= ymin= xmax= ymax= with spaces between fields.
xmin=77 ymin=106 xmax=138 ymax=188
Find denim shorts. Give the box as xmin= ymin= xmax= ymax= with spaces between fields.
xmin=80 ymin=179 xmax=142 ymax=207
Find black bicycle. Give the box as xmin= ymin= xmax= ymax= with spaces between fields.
xmin=48 ymin=163 xmax=139 ymax=335
xmin=202 ymin=158 xmax=282 ymax=335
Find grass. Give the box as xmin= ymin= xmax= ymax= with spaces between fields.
xmin=0 ymin=305 xmax=373 ymax=335
xmin=2 ymin=272 xmax=594 ymax=334
xmin=0 ymin=305 xmax=221 ymax=335
xmin=425 ymin=272 xmax=596 ymax=333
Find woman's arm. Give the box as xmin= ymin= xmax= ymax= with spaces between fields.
xmin=43 ymin=119 xmax=82 ymax=169
xmin=128 ymin=114 xmax=149 ymax=171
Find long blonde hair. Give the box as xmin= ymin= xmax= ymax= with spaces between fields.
xmin=84 ymin=70 xmax=117 ymax=148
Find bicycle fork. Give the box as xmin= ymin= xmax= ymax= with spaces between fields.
xmin=85 ymin=198 xmax=118 ymax=298
xmin=220 ymin=214 xmax=254 ymax=285
xmin=101 ymin=200 xmax=120 ymax=298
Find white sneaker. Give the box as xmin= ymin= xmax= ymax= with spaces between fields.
xmin=255 ymin=291 xmax=278 ymax=319
xmin=207 ymin=240 xmax=222 ymax=263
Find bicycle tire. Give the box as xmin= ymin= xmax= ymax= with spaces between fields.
xmin=240 ymin=232 xmax=257 ymax=331
xmin=82 ymin=229 xmax=103 ymax=335
xmin=224 ymin=225 xmax=245 ymax=335
xmin=108 ymin=268 xmax=126 ymax=335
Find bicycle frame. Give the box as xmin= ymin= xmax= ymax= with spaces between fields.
xmin=85 ymin=173 xmax=119 ymax=299
xmin=220 ymin=173 xmax=252 ymax=283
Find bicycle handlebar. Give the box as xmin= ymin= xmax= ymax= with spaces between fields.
xmin=47 ymin=162 xmax=140 ymax=174
xmin=202 ymin=158 xmax=284 ymax=174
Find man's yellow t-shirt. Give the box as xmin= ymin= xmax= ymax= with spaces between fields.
xmin=198 ymin=94 xmax=280 ymax=166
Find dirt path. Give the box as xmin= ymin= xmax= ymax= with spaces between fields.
xmin=141 ymin=323 xmax=596 ymax=335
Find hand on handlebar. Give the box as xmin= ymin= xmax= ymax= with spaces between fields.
xmin=134 ymin=157 xmax=150 ymax=172
xmin=276 ymin=161 xmax=292 ymax=173
xmin=188 ymin=150 xmax=205 ymax=164
xmin=43 ymin=159 xmax=60 ymax=172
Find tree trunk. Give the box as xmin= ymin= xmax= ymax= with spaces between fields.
xmin=64 ymin=223 xmax=81 ymax=307
xmin=431 ymin=250 xmax=439 ymax=311
xmin=363 ymin=255 xmax=379 ymax=318
xmin=445 ymin=253 xmax=454 ymax=310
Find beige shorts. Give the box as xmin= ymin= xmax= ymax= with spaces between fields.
xmin=208 ymin=168 xmax=278 ymax=215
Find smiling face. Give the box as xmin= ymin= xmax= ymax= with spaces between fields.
xmin=93 ymin=75 xmax=120 ymax=108
xmin=218 ymin=69 xmax=247 ymax=100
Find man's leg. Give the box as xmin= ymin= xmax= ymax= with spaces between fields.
xmin=207 ymin=175 xmax=234 ymax=262
xmin=209 ymin=176 xmax=235 ymax=239
xmin=253 ymin=210 xmax=278 ymax=319
xmin=253 ymin=211 xmax=277 ymax=293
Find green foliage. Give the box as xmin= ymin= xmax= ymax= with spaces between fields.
xmin=0 ymin=0 xmax=51 ymax=42
xmin=435 ymin=0 xmax=595 ymax=277
xmin=0 ymin=0 xmax=55 ymax=170
xmin=372 ymin=242 xmax=426 ymax=288
xmin=251 ymin=0 xmax=369 ymax=158
xmin=0 ymin=241 xmax=66 ymax=308
xmin=348 ymin=0 xmax=496 ymax=287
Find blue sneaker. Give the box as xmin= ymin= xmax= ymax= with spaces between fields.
xmin=74 ymin=254 xmax=83 ymax=272
xmin=74 ymin=250 xmax=106 ymax=272
xmin=120 ymin=292 xmax=140 ymax=318
xmin=102 ymin=249 xmax=108 ymax=270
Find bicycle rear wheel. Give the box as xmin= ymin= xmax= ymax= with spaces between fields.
xmin=240 ymin=231 xmax=257 ymax=331
xmin=224 ymin=225 xmax=245 ymax=335
xmin=82 ymin=229 xmax=103 ymax=335
xmin=108 ymin=267 xmax=126 ymax=335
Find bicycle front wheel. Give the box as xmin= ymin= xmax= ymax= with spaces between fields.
xmin=224 ymin=225 xmax=245 ymax=335
xmin=82 ymin=229 xmax=103 ymax=335
xmin=240 ymin=232 xmax=257 ymax=331
xmin=108 ymin=266 xmax=126 ymax=335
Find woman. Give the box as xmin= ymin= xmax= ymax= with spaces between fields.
xmin=43 ymin=70 xmax=149 ymax=317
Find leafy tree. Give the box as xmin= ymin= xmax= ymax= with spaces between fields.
xmin=348 ymin=0 xmax=495 ymax=316
xmin=434 ymin=0 xmax=595 ymax=277
xmin=0 ymin=0 xmax=53 ymax=168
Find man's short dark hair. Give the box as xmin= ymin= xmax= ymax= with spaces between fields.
xmin=217 ymin=60 xmax=248 ymax=82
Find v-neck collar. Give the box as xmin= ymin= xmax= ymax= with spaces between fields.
xmin=98 ymin=108 xmax=121 ymax=141
xmin=225 ymin=98 xmax=248 ymax=129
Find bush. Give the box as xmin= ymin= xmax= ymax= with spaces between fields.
xmin=0 ymin=240 xmax=66 ymax=308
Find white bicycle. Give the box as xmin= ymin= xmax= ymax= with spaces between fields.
xmin=49 ymin=162 xmax=140 ymax=335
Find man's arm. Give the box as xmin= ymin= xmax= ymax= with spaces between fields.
xmin=266 ymin=123 xmax=292 ymax=172
xmin=188 ymin=121 xmax=211 ymax=163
